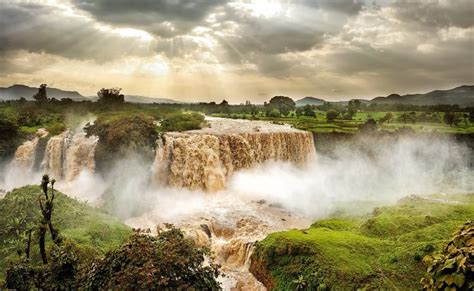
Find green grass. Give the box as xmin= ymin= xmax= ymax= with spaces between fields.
xmin=211 ymin=111 xmax=474 ymax=134
xmin=250 ymin=194 xmax=474 ymax=290
xmin=0 ymin=186 xmax=132 ymax=281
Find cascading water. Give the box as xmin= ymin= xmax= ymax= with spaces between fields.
xmin=153 ymin=118 xmax=315 ymax=191
xmin=139 ymin=117 xmax=316 ymax=290
xmin=10 ymin=128 xmax=48 ymax=171
xmin=5 ymin=117 xmax=316 ymax=290
xmin=41 ymin=131 xmax=98 ymax=181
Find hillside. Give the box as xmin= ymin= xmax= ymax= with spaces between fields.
xmin=125 ymin=94 xmax=179 ymax=104
xmin=0 ymin=186 xmax=131 ymax=280
xmin=250 ymin=194 xmax=474 ymax=290
xmin=371 ymin=85 xmax=474 ymax=107
xmin=0 ymin=84 xmax=86 ymax=101
xmin=295 ymin=97 xmax=326 ymax=106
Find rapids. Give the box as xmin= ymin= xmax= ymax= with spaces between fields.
xmin=153 ymin=117 xmax=315 ymax=191
xmin=1 ymin=117 xmax=316 ymax=290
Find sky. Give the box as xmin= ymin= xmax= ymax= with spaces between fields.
xmin=0 ymin=0 xmax=473 ymax=103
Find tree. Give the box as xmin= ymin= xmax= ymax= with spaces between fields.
xmin=359 ymin=118 xmax=377 ymax=132
xmin=409 ymin=111 xmax=417 ymax=124
xmin=33 ymin=84 xmax=48 ymax=103
xmin=38 ymin=175 xmax=61 ymax=264
xmin=303 ymin=104 xmax=316 ymax=117
xmin=380 ymin=112 xmax=394 ymax=123
xmin=97 ymin=88 xmax=124 ymax=104
xmin=268 ymin=96 xmax=296 ymax=117
xmin=469 ymin=111 xmax=474 ymax=123
xmin=443 ymin=112 xmax=456 ymax=127
xmin=326 ymin=109 xmax=339 ymax=122
xmin=219 ymin=99 xmax=229 ymax=106
xmin=81 ymin=225 xmax=221 ymax=290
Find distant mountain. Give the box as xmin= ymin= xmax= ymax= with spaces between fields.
xmin=125 ymin=95 xmax=179 ymax=104
xmin=370 ymin=85 xmax=474 ymax=107
xmin=296 ymin=97 xmax=326 ymax=106
xmin=0 ymin=84 xmax=180 ymax=104
xmin=0 ymin=84 xmax=87 ymax=101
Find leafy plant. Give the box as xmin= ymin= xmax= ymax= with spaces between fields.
xmin=421 ymin=221 xmax=473 ymax=290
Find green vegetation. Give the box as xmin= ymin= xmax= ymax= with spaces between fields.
xmin=84 ymin=114 xmax=158 ymax=170
xmin=82 ymin=225 xmax=221 ymax=290
xmin=1 ymin=184 xmax=221 ymax=289
xmin=421 ymin=221 xmax=473 ymax=290
xmin=159 ymin=112 xmax=205 ymax=132
xmin=250 ymin=194 xmax=474 ymax=290
xmin=0 ymin=185 xmax=131 ymax=283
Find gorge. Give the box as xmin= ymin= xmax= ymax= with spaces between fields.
xmin=1 ymin=117 xmax=472 ymax=290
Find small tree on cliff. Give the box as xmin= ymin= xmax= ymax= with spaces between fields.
xmin=33 ymin=84 xmax=48 ymax=103
xmin=97 ymin=87 xmax=125 ymax=104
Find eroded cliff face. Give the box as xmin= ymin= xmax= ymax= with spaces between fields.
xmin=153 ymin=131 xmax=315 ymax=191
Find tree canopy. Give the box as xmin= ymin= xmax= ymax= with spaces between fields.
xmin=268 ymin=96 xmax=296 ymax=117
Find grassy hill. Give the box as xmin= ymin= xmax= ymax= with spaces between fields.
xmin=250 ymin=194 xmax=474 ymax=290
xmin=0 ymin=185 xmax=131 ymax=282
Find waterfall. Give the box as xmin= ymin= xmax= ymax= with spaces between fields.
xmin=153 ymin=131 xmax=315 ymax=191
xmin=42 ymin=131 xmax=98 ymax=181
xmin=11 ymin=128 xmax=48 ymax=172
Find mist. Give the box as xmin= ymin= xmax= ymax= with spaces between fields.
xmin=103 ymin=134 xmax=473 ymax=225
xmin=1 ymin=133 xmax=472 ymax=223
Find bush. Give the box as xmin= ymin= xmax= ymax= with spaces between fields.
xmin=268 ymin=109 xmax=280 ymax=118
xmin=159 ymin=112 xmax=204 ymax=132
xmin=326 ymin=109 xmax=339 ymax=122
xmin=85 ymin=115 xmax=158 ymax=169
xmin=81 ymin=226 xmax=221 ymax=290
xmin=0 ymin=112 xmax=20 ymax=160
xmin=421 ymin=221 xmax=473 ymax=290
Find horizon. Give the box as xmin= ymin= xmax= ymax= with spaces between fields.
xmin=1 ymin=82 xmax=473 ymax=104
xmin=1 ymin=1 xmax=473 ymax=103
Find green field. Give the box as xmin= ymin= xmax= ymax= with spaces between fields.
xmin=250 ymin=193 xmax=474 ymax=290
xmin=211 ymin=110 xmax=474 ymax=134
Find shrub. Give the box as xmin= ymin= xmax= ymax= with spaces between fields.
xmin=421 ymin=221 xmax=473 ymax=290
xmin=85 ymin=115 xmax=158 ymax=169
xmin=159 ymin=112 xmax=204 ymax=132
xmin=81 ymin=226 xmax=221 ymax=290
xmin=268 ymin=109 xmax=281 ymax=118
xmin=326 ymin=109 xmax=339 ymax=122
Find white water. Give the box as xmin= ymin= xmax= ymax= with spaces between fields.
xmin=0 ymin=118 xmax=472 ymax=290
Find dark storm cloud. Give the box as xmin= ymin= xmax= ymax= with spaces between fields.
xmin=72 ymin=0 xmax=227 ymax=38
xmin=0 ymin=3 xmax=153 ymax=63
xmin=391 ymin=0 xmax=474 ymax=29
xmin=296 ymin=0 xmax=365 ymax=15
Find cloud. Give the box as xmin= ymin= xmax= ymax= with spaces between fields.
xmin=72 ymin=0 xmax=227 ymax=38
xmin=391 ymin=0 xmax=474 ymax=29
xmin=0 ymin=2 xmax=154 ymax=63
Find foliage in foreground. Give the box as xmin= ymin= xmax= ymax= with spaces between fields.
xmin=0 ymin=185 xmax=131 ymax=283
xmin=250 ymin=194 xmax=474 ymax=290
xmin=82 ymin=226 xmax=221 ymax=290
xmin=421 ymin=221 xmax=473 ymax=290
xmin=1 ymin=186 xmax=221 ymax=289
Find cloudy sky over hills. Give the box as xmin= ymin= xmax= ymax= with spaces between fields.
xmin=0 ymin=0 xmax=473 ymax=102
